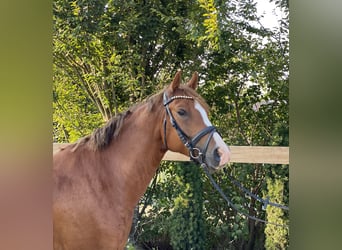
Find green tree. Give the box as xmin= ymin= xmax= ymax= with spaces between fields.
xmin=53 ymin=0 xmax=207 ymax=142
xmin=195 ymin=0 xmax=289 ymax=247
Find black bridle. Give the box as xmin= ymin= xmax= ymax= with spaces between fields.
xmin=163 ymin=92 xmax=216 ymax=164
xmin=163 ymin=92 xmax=289 ymax=228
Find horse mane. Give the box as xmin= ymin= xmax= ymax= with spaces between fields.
xmin=71 ymin=84 xmax=208 ymax=152
xmin=71 ymin=90 xmax=164 ymax=152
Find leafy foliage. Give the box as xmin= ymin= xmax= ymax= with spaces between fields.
xmin=168 ymin=162 xmax=205 ymax=249
xmin=264 ymin=178 xmax=289 ymax=249
xmin=53 ymin=0 xmax=289 ymax=248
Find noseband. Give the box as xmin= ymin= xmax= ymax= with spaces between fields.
xmin=163 ymin=92 xmax=216 ymax=164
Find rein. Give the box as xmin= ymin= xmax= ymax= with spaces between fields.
xmin=202 ymin=164 xmax=289 ymax=228
xmin=224 ymin=170 xmax=289 ymax=211
xmin=162 ymin=92 xmax=288 ymax=228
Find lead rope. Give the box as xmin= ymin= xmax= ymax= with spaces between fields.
xmin=223 ymin=169 xmax=289 ymax=211
xmin=201 ymin=163 xmax=289 ymax=228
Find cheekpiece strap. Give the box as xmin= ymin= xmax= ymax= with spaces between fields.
xmin=163 ymin=92 xmax=194 ymax=150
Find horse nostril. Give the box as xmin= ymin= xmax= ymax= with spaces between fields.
xmin=214 ymin=148 xmax=221 ymax=163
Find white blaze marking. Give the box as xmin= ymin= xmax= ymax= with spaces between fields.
xmin=194 ymin=101 xmax=212 ymax=127
xmin=194 ymin=101 xmax=231 ymax=166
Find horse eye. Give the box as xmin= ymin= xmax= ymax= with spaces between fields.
xmin=177 ymin=109 xmax=186 ymax=116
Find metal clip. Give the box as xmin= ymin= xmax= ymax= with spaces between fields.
xmin=262 ymin=197 xmax=270 ymax=210
xmin=190 ymin=147 xmax=202 ymax=160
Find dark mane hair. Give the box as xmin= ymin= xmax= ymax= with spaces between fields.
xmin=71 ymin=110 xmax=130 ymax=151
xmin=72 ymin=90 xmax=165 ymax=152
xmin=71 ymin=84 xmax=208 ymax=152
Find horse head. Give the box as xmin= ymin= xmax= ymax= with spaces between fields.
xmin=163 ymin=70 xmax=231 ymax=170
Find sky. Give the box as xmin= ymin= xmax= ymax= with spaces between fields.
xmin=256 ymin=0 xmax=283 ymax=29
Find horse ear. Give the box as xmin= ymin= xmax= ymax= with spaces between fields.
xmin=169 ymin=70 xmax=182 ymax=92
xmin=187 ymin=72 xmax=198 ymax=90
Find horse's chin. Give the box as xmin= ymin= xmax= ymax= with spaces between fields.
xmin=204 ymin=156 xmax=227 ymax=173
xmin=206 ymin=164 xmax=225 ymax=174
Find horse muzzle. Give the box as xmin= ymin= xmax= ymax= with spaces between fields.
xmin=204 ymin=135 xmax=231 ymax=171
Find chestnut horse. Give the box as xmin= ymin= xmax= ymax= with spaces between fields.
xmin=53 ymin=71 xmax=230 ymax=250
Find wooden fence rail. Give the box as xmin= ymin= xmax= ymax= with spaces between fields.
xmin=53 ymin=143 xmax=289 ymax=165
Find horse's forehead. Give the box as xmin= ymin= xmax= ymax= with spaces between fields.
xmin=174 ymin=88 xmax=208 ymax=110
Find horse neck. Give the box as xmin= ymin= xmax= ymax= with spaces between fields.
xmin=103 ymin=100 xmax=166 ymax=207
